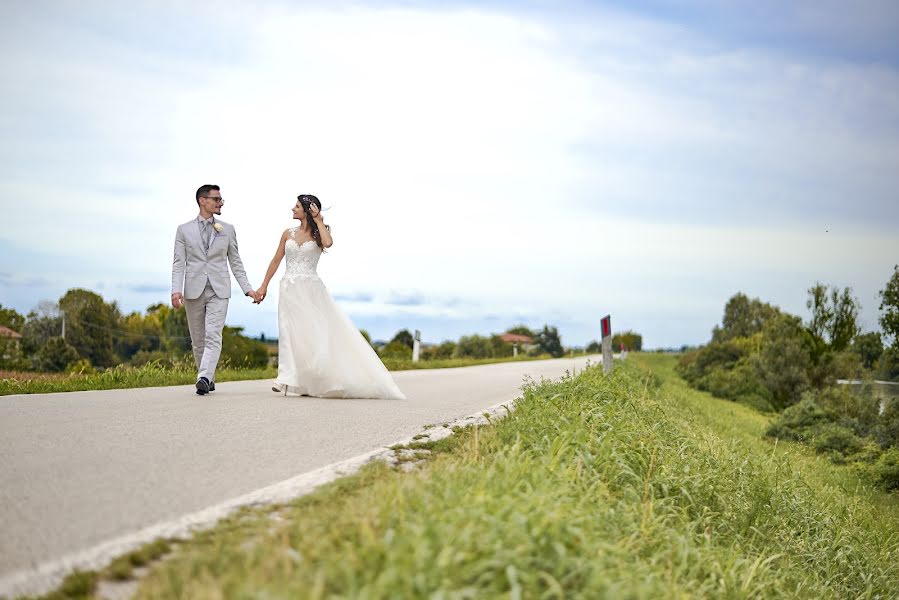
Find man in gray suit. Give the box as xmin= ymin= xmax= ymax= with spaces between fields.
xmin=171 ymin=184 xmax=259 ymax=395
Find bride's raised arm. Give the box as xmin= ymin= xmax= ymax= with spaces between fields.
xmin=310 ymin=204 xmax=333 ymax=248
xmin=255 ymin=229 xmax=290 ymax=303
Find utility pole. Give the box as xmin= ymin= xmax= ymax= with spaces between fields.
xmin=61 ymin=310 xmax=66 ymax=340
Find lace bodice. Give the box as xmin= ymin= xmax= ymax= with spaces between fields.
xmin=283 ymin=229 xmax=322 ymax=283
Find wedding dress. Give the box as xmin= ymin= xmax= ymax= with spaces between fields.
xmin=274 ymin=228 xmax=405 ymax=400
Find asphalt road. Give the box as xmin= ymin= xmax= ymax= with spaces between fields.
xmin=0 ymin=356 xmax=599 ymax=584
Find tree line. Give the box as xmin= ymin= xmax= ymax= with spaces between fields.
xmin=0 ymin=288 xmax=269 ymax=373
xmin=370 ymin=324 xmax=567 ymax=360
xmin=677 ymin=265 xmax=899 ymax=491
xmin=0 ymin=288 xmax=612 ymax=372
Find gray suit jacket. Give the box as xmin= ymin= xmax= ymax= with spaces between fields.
xmin=171 ymin=217 xmax=254 ymax=300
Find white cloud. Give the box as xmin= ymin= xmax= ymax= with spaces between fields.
xmin=1 ymin=2 xmax=897 ymax=347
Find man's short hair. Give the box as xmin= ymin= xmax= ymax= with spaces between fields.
xmin=196 ymin=184 xmax=220 ymax=205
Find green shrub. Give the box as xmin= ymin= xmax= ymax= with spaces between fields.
xmin=421 ymin=341 xmax=455 ymax=360
xmin=65 ymin=358 xmax=97 ymax=375
xmin=851 ymin=332 xmax=884 ymax=370
xmin=878 ymin=346 xmax=899 ymax=382
xmin=874 ymin=398 xmax=899 ymax=449
xmin=830 ymin=350 xmax=866 ymax=380
xmin=870 ymin=447 xmax=899 ymax=491
xmin=35 ymin=337 xmax=80 ymax=372
xmin=379 ymin=340 xmax=412 ymax=360
xmin=765 ymin=395 xmax=830 ymax=442
xmin=454 ymin=334 xmax=492 ymax=359
xmin=0 ymin=338 xmax=29 ymax=370
xmin=811 ymin=422 xmax=866 ymax=461
xmin=814 ymin=384 xmax=881 ymax=438
xmin=698 ymin=357 xmax=774 ymax=411
xmin=220 ymin=327 xmax=269 ymax=368
xmin=753 ymin=315 xmax=813 ymax=410
xmin=677 ymin=339 xmax=746 ymax=385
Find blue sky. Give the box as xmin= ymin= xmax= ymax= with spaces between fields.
xmin=1 ymin=0 xmax=897 ymax=348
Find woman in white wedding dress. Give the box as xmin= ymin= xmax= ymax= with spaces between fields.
xmin=255 ymin=195 xmax=405 ymax=400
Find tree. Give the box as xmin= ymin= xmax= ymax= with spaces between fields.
xmin=58 ymin=288 xmax=121 ymax=368
xmin=879 ymin=347 xmax=899 ymax=383
xmin=806 ymin=283 xmax=860 ymax=359
xmin=21 ymin=303 xmax=63 ymax=356
xmin=753 ymin=314 xmax=813 ymax=410
xmin=536 ymin=325 xmax=563 ymax=358
xmin=421 ymin=340 xmax=456 ymax=360
xmin=146 ymin=303 xmax=191 ymax=354
xmin=712 ymin=293 xmax=780 ymax=342
xmin=454 ymin=334 xmax=493 ymax=359
xmin=586 ymin=340 xmax=602 ymax=353
xmin=220 ymin=326 xmax=269 ymax=368
xmin=880 ymin=265 xmax=899 ymax=348
xmin=35 ymin=337 xmax=80 ymax=372
xmin=851 ymin=332 xmax=884 ymax=371
xmin=379 ymin=340 xmax=412 ymax=359
xmin=612 ymin=330 xmax=643 ymax=351
xmin=115 ymin=311 xmax=163 ymax=361
xmin=0 ymin=304 xmax=25 ymax=332
xmin=677 ymin=339 xmax=747 ymax=385
xmin=390 ymin=329 xmax=414 ymax=349
xmin=489 ymin=335 xmax=514 ymax=358
xmin=0 ymin=304 xmax=28 ymax=369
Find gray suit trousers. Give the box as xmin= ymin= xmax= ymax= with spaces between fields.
xmin=184 ymin=282 xmax=229 ymax=382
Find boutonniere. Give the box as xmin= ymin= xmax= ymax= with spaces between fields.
xmin=213 ymin=222 xmax=224 ymax=233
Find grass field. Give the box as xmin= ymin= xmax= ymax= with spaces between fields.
xmin=36 ymin=353 xmax=899 ymax=599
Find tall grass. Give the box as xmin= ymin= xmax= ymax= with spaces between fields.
xmin=123 ymin=354 xmax=899 ymax=598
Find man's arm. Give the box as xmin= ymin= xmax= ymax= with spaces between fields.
xmin=227 ymin=226 xmax=255 ymax=298
xmin=171 ymin=226 xmax=186 ymax=308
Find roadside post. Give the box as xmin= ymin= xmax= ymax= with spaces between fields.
xmin=601 ymin=315 xmax=613 ymax=374
xmin=412 ymin=329 xmax=421 ymax=362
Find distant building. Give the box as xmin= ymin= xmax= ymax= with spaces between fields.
xmin=499 ymin=333 xmax=535 ymax=354
xmin=499 ymin=333 xmax=533 ymax=345
xmin=0 ymin=326 xmax=23 ymax=359
xmin=0 ymin=326 xmax=22 ymax=343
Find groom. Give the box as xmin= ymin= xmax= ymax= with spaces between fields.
xmin=171 ymin=185 xmax=258 ymax=395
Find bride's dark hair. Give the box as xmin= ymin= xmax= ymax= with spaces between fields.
xmin=298 ymin=194 xmax=330 ymax=250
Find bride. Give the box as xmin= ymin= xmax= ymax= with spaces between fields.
xmin=255 ymin=195 xmax=405 ymax=400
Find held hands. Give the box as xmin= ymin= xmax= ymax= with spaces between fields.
xmin=246 ymin=290 xmax=262 ymax=304
xmin=171 ymin=293 xmax=184 ymax=309
xmin=252 ymin=287 xmax=268 ymax=304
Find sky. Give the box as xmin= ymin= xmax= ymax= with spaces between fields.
xmin=1 ymin=0 xmax=898 ymax=348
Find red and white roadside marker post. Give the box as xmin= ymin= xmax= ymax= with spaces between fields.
xmin=601 ymin=315 xmax=613 ymax=374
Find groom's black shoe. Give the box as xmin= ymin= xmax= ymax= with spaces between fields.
xmin=196 ymin=377 xmax=210 ymax=395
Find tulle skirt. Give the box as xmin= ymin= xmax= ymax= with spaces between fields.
xmin=275 ymin=277 xmax=405 ymax=400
